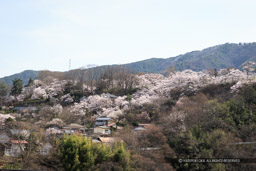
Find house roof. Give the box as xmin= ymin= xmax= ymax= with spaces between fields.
xmin=98 ymin=137 xmax=123 ymax=143
xmin=79 ymin=96 xmax=88 ymax=101
xmin=138 ymin=123 xmax=152 ymax=128
xmin=92 ymin=139 xmax=101 ymax=143
xmin=105 ymin=93 xmax=118 ymax=98
xmin=138 ymin=123 xmax=151 ymax=126
xmin=107 ymin=122 xmax=116 ymax=127
xmin=133 ymin=127 xmax=146 ymax=131
xmin=95 ymin=126 xmax=110 ymax=129
xmin=96 ymin=117 xmax=113 ymax=121
xmin=63 ymin=123 xmax=84 ymax=129
xmin=116 ymin=126 xmax=123 ymax=130
xmin=13 ymin=107 xmax=25 ymax=110
xmin=11 ymin=140 xmax=28 ymax=144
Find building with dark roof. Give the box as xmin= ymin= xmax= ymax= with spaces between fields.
xmin=95 ymin=117 xmax=114 ymax=127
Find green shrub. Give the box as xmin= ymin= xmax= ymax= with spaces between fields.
xmin=58 ymin=135 xmax=130 ymax=171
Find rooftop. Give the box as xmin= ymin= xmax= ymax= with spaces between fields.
xmin=11 ymin=140 xmax=28 ymax=144
xmin=107 ymin=122 xmax=116 ymax=127
xmin=64 ymin=123 xmax=84 ymax=128
xmin=98 ymin=126 xmax=110 ymax=129
xmin=104 ymin=93 xmax=118 ymax=98
xmin=98 ymin=137 xmax=123 ymax=143
xmin=96 ymin=117 xmax=113 ymax=121
xmin=13 ymin=106 xmax=39 ymax=110
xmin=138 ymin=123 xmax=152 ymax=128
xmin=134 ymin=127 xmax=146 ymax=131
xmin=79 ymin=96 xmax=88 ymax=101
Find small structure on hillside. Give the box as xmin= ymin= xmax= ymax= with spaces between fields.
xmin=95 ymin=117 xmax=115 ymax=127
xmin=45 ymin=128 xmax=62 ymax=137
xmin=79 ymin=96 xmax=88 ymax=102
xmin=138 ymin=123 xmax=152 ymax=129
xmin=94 ymin=117 xmax=117 ymax=135
xmin=94 ymin=126 xmax=111 ymax=135
xmin=4 ymin=140 xmax=28 ymax=157
xmin=133 ymin=123 xmax=152 ymax=134
xmin=133 ymin=127 xmax=146 ymax=133
xmin=98 ymin=137 xmax=123 ymax=145
xmin=102 ymin=93 xmax=118 ymax=99
xmin=62 ymin=123 xmax=86 ymax=134
xmin=92 ymin=139 xmax=101 ymax=143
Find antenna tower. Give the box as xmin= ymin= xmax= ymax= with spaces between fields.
xmin=69 ymin=59 xmax=71 ymax=71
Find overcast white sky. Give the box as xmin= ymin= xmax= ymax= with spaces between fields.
xmin=1 ymin=0 xmax=256 ymax=77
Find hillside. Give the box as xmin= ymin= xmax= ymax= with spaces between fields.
xmin=0 ymin=70 xmax=39 ymax=85
xmin=125 ymin=42 xmax=256 ymax=73
xmin=0 ymin=69 xmax=255 ymax=170
xmin=1 ymin=42 xmax=256 ymax=84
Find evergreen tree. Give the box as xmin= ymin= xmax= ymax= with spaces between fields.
xmin=113 ymin=143 xmax=130 ymax=171
xmin=58 ymin=135 xmax=131 ymax=171
xmin=0 ymin=81 xmax=8 ymax=97
xmin=26 ymin=78 xmax=34 ymax=87
xmin=214 ymin=68 xmax=218 ymax=77
xmin=11 ymin=78 xmax=23 ymax=96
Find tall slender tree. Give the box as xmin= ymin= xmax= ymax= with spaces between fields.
xmin=0 ymin=81 xmax=8 ymax=106
xmin=27 ymin=78 xmax=34 ymax=87
xmin=0 ymin=81 xmax=8 ymax=97
xmin=214 ymin=68 xmax=218 ymax=77
xmin=11 ymin=78 xmax=23 ymax=96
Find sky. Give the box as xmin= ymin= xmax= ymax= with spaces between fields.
xmin=1 ymin=0 xmax=256 ymax=77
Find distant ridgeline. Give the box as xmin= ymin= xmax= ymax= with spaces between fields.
xmin=0 ymin=70 xmax=40 ymax=85
xmin=1 ymin=42 xmax=256 ymax=85
xmin=124 ymin=42 xmax=256 ymax=73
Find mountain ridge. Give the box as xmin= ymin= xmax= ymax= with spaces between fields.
xmin=125 ymin=42 xmax=256 ymax=72
xmin=1 ymin=42 xmax=256 ymax=84
xmin=0 ymin=70 xmax=40 ymax=85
